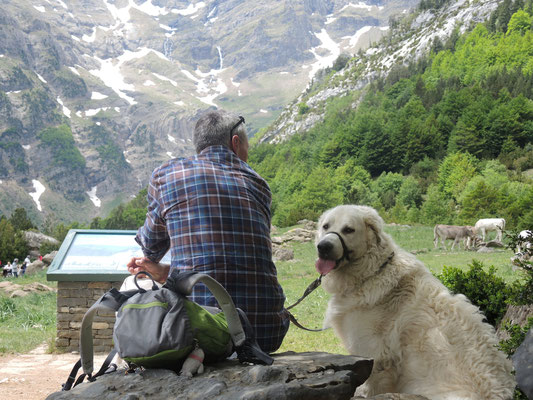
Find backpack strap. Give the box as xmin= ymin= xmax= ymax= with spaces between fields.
xmin=80 ymin=288 xmax=138 ymax=375
xmin=62 ymin=349 xmax=117 ymax=391
xmin=166 ymin=270 xmax=246 ymax=347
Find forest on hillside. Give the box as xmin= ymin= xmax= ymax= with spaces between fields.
xmin=249 ymin=0 xmax=533 ymax=229
xmin=2 ymin=0 xmax=533 ymax=246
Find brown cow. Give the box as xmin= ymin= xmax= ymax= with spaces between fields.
xmin=434 ymin=224 xmax=476 ymax=250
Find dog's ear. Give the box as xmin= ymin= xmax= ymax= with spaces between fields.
xmin=364 ymin=208 xmax=384 ymax=246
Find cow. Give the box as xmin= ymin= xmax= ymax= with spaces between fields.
xmin=517 ymin=230 xmax=532 ymax=254
xmin=434 ymin=224 xmax=476 ymax=250
xmin=474 ymin=218 xmax=506 ymax=242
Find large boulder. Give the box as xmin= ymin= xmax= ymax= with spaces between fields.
xmin=24 ymin=231 xmax=59 ymax=257
xmin=46 ymin=352 xmax=373 ymax=400
xmin=42 ymin=251 xmax=58 ymax=266
xmin=25 ymin=260 xmax=46 ymax=275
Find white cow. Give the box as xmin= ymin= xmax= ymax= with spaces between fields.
xmin=517 ymin=230 xmax=532 ymax=253
xmin=474 ymin=218 xmax=506 ymax=242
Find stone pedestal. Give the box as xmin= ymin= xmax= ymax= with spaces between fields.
xmin=56 ymin=281 xmax=122 ymax=352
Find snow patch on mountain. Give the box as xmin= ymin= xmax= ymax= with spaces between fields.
xmin=29 ymin=180 xmax=46 ymax=212
xmin=91 ymin=92 xmax=108 ymax=100
xmin=57 ymin=97 xmax=71 ymax=118
xmin=87 ymin=186 xmax=101 ymax=208
xmin=306 ymin=29 xmax=340 ymax=80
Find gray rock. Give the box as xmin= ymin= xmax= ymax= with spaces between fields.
xmin=46 ymin=352 xmax=373 ymax=400
xmin=24 ymin=231 xmax=60 ymax=250
xmin=485 ymin=240 xmax=504 ymax=248
xmin=272 ymin=228 xmax=316 ymax=245
xmin=25 ymin=260 xmax=46 ymax=275
xmin=352 ymin=395 xmax=429 ymax=400
xmin=512 ymin=327 xmax=533 ymax=399
xmin=272 ymin=246 xmax=294 ymax=261
xmin=42 ymin=251 xmax=58 ymax=265
xmin=9 ymin=289 xmax=30 ymax=298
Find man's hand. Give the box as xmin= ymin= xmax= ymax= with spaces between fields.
xmin=127 ymin=256 xmax=170 ymax=283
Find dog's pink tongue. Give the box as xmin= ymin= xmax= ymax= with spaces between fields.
xmin=315 ymin=258 xmax=336 ymax=275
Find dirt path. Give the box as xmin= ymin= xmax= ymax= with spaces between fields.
xmin=0 ymin=344 xmax=107 ymax=400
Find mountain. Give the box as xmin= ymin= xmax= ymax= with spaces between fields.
xmin=0 ymin=0 xmax=418 ymax=226
xmin=247 ymin=0 xmax=533 ymax=228
xmin=258 ymin=0 xmax=503 ymax=144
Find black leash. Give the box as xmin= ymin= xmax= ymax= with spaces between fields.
xmin=285 ymin=251 xmax=395 ymax=333
xmin=286 ymin=275 xmax=323 ymax=311
xmin=285 ymin=275 xmax=327 ymax=332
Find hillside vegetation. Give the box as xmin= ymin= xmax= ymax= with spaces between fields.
xmin=249 ymin=1 xmax=533 ymax=229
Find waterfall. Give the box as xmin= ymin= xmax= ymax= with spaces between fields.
xmin=164 ymin=37 xmax=173 ymax=60
xmin=216 ymin=46 xmax=223 ymax=70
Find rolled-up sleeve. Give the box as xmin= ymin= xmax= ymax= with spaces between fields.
xmin=135 ymin=168 xmax=170 ymax=262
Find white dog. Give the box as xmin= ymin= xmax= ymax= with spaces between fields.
xmin=315 ymin=205 xmax=515 ymax=399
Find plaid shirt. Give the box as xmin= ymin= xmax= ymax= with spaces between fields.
xmin=136 ymin=145 xmax=289 ymax=353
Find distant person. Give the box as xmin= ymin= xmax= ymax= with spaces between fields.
xmin=128 ymin=109 xmax=289 ymax=353
xmin=4 ymin=262 xmax=12 ymax=277
xmin=12 ymin=258 xmax=18 ymax=278
xmin=22 ymin=255 xmax=30 ymax=276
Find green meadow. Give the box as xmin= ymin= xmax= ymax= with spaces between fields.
xmin=0 ymin=225 xmax=522 ymax=356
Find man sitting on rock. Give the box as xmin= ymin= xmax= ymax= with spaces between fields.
xmin=127 ymin=109 xmax=289 ymax=353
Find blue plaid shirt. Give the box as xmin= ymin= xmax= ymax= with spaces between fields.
xmin=136 ymin=145 xmax=289 ymax=352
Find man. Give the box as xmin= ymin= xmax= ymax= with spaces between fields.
xmin=22 ymin=255 xmax=30 ymax=276
xmin=128 ymin=109 xmax=289 ymax=353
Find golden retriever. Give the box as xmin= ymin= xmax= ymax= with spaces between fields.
xmin=315 ymin=205 xmax=514 ymax=399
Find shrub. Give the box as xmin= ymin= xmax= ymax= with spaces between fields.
xmin=298 ymin=102 xmax=310 ymax=115
xmin=437 ymin=260 xmax=511 ymax=326
xmin=40 ymin=241 xmax=60 ymax=256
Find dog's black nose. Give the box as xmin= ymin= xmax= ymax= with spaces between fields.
xmin=317 ymin=241 xmax=333 ymax=256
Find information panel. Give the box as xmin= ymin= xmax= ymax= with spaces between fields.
xmin=47 ymin=229 xmax=170 ymax=281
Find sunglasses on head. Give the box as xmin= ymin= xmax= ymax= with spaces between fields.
xmin=229 ymin=116 xmax=245 ymax=143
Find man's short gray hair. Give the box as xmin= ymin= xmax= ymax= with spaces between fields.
xmin=193 ymin=109 xmax=247 ymax=154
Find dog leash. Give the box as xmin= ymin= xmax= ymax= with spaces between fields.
xmin=285 ymin=275 xmax=328 ymax=332
xmin=285 ymin=252 xmax=396 ymax=332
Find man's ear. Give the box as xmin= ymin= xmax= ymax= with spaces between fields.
xmin=231 ymin=134 xmax=240 ymax=151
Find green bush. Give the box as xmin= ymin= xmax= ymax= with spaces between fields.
xmin=40 ymin=240 xmax=60 ymax=256
xmin=437 ymin=260 xmax=512 ymax=326
xmin=37 ymin=124 xmax=85 ymax=171
xmin=298 ymin=102 xmax=310 ymax=115
xmin=498 ymin=317 xmax=533 ymax=357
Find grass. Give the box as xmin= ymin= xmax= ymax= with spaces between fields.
xmin=0 ymin=271 xmax=57 ymax=354
xmin=0 ymin=225 xmax=524 ymax=356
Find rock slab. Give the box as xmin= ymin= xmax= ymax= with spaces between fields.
xmin=46 ymin=351 xmax=373 ymax=400
xmin=513 ymin=327 xmax=533 ymax=399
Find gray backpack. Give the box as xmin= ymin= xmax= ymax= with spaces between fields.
xmin=62 ymin=270 xmax=273 ymax=390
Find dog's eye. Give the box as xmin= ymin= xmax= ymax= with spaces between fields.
xmin=322 ymin=224 xmax=329 ymax=230
xmin=343 ymin=227 xmax=355 ymax=234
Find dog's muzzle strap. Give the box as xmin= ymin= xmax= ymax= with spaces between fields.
xmin=326 ymin=231 xmax=352 ymax=263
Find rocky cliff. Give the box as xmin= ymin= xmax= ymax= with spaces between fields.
xmin=258 ymin=0 xmax=502 ymax=145
xmin=0 ymin=0 xmax=417 ymax=225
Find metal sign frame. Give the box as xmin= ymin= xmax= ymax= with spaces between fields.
xmin=47 ymin=229 xmax=142 ymax=282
